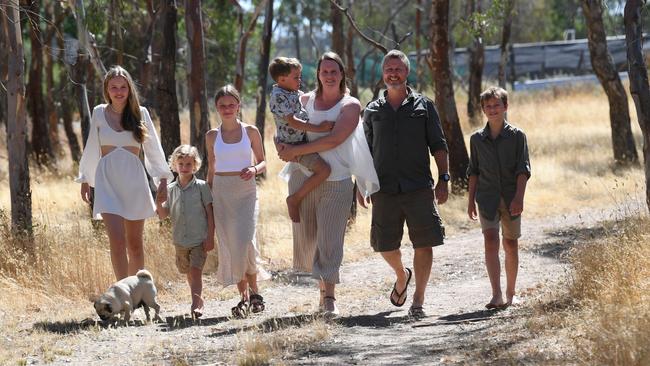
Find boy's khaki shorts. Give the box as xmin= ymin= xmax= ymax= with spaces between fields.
xmin=174 ymin=244 xmax=206 ymax=274
xmin=479 ymin=199 xmax=521 ymax=240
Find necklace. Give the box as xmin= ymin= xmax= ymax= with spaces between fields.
xmin=108 ymin=103 xmax=124 ymax=115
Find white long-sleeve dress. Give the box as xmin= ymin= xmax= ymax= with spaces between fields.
xmin=76 ymin=104 xmax=173 ymax=220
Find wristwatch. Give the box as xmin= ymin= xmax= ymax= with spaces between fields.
xmin=439 ymin=173 xmax=451 ymax=182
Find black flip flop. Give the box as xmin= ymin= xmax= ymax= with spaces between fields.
xmin=390 ymin=268 xmax=413 ymax=307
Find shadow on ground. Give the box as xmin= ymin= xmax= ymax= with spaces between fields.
xmin=531 ymin=225 xmax=609 ymax=261
xmin=34 ymin=317 xmax=152 ymax=334
xmin=336 ymin=311 xmax=411 ymax=327
xmin=159 ymin=314 xmax=231 ymax=331
xmin=208 ymin=313 xmax=321 ymax=338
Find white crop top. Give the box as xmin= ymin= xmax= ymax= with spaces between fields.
xmin=213 ymin=123 xmax=253 ymax=172
xmin=97 ymin=106 xmax=141 ymax=148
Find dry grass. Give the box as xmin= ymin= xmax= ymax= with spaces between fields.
xmin=510 ymin=214 xmax=650 ymax=365
xmin=566 ymin=216 xmax=650 ymax=365
xmin=234 ymin=318 xmax=331 ymax=365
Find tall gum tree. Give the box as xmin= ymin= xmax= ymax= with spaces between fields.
xmin=429 ymin=0 xmax=469 ymax=192
xmin=254 ymin=0 xmax=274 ymax=155
xmin=582 ymin=0 xmax=638 ymax=165
xmin=624 ymin=0 xmax=650 ymax=211
xmin=158 ymin=0 xmax=181 ymax=157
xmin=4 ymin=0 xmax=34 ymax=238
xmin=185 ymin=0 xmax=210 ymax=178
xmin=26 ymin=0 xmax=55 ymax=165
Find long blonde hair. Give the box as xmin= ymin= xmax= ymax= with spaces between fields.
xmin=102 ymin=66 xmax=148 ymax=143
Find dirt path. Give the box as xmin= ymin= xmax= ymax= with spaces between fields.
xmin=24 ymin=207 xmax=619 ymax=365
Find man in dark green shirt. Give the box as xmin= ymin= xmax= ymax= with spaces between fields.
xmin=467 ymin=86 xmax=531 ymax=310
xmin=362 ymin=50 xmax=449 ymax=319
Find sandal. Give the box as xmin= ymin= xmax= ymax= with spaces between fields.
xmin=249 ymin=294 xmax=265 ymax=314
xmin=231 ymin=299 xmax=249 ymax=319
xmin=408 ymin=305 xmax=426 ymax=319
xmin=322 ymin=296 xmax=339 ymax=316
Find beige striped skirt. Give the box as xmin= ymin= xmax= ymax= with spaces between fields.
xmin=212 ymin=175 xmax=270 ymax=287
xmin=289 ymin=171 xmax=354 ymax=284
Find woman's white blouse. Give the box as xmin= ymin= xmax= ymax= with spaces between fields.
xmin=76 ymin=104 xmax=173 ymax=187
xmin=280 ymin=93 xmax=379 ymax=198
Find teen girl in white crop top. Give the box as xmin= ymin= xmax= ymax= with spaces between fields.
xmin=206 ymin=85 xmax=270 ymax=318
xmin=213 ymin=123 xmax=252 ymax=173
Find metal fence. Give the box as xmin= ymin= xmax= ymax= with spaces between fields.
xmin=451 ymin=35 xmax=650 ymax=81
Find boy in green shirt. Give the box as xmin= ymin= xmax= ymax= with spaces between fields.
xmin=467 ymin=86 xmax=531 ymax=309
xmin=156 ymin=145 xmax=215 ymax=319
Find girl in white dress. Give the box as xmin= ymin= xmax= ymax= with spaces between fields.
xmin=206 ymin=85 xmax=271 ymax=318
xmin=77 ymin=66 xmax=173 ymax=280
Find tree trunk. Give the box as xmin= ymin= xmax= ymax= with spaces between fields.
xmin=26 ymin=0 xmax=55 ymax=165
xmin=466 ymin=0 xmax=484 ymax=126
xmin=44 ymin=40 xmax=60 ymax=155
xmin=255 ymin=0 xmax=273 ymax=156
xmin=185 ymin=0 xmax=210 ymax=178
xmin=624 ymin=0 xmax=650 ymax=211
xmin=70 ymin=54 xmax=92 ymax=147
xmin=234 ymin=0 xmax=268 ymax=92
xmin=142 ymin=0 xmax=161 ymax=113
xmin=415 ymin=0 xmax=424 ymax=90
xmin=112 ymin=0 xmax=124 ymax=65
xmin=0 ymin=10 xmax=7 ymax=131
xmin=61 ymin=88 xmax=82 ymax=163
xmin=158 ymin=0 xmax=181 ymax=158
xmin=308 ymin=19 xmax=320 ymax=60
xmin=330 ymin=0 xmax=345 ymax=59
xmin=290 ymin=0 xmax=301 ymax=60
xmin=5 ymin=0 xmax=34 ymax=237
xmin=428 ymin=0 xmax=469 ymax=192
xmin=345 ymin=5 xmax=358 ymax=98
xmin=582 ymin=0 xmax=638 ymax=165
xmin=45 ymin=1 xmax=61 ymax=155
xmin=73 ymin=0 xmax=106 ymax=78
xmin=498 ymin=0 xmax=515 ymax=89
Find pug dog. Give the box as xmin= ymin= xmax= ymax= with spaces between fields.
xmin=93 ymin=269 xmax=161 ymax=323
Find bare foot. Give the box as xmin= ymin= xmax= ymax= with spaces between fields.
xmin=191 ymin=298 xmax=204 ymax=319
xmin=286 ymin=195 xmax=301 ymax=223
xmin=485 ymin=294 xmax=506 ymax=309
xmin=505 ymin=294 xmax=521 ymax=307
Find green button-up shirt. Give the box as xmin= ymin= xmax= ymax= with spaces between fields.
xmin=467 ymin=121 xmax=531 ymax=220
xmin=163 ymin=176 xmax=213 ymax=247
xmin=363 ymin=89 xmax=448 ymax=194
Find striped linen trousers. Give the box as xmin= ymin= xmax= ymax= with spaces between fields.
xmin=289 ymin=170 xmax=354 ymax=284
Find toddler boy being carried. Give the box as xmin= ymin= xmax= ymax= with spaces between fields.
xmin=269 ymin=57 xmax=333 ymax=223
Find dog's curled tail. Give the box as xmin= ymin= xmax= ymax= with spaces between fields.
xmin=136 ymin=269 xmax=153 ymax=280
